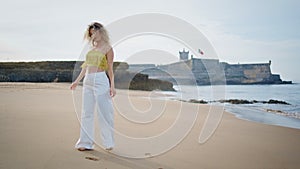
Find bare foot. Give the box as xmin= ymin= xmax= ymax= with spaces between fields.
xmin=105 ymin=147 xmax=113 ymax=151
xmin=77 ymin=147 xmax=93 ymax=151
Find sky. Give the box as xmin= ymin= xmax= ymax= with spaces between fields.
xmin=0 ymin=0 xmax=300 ymax=82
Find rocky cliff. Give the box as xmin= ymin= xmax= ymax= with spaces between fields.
xmin=0 ymin=61 xmax=175 ymax=91
xmin=0 ymin=61 xmax=76 ymax=82
xmin=221 ymin=62 xmax=287 ymax=84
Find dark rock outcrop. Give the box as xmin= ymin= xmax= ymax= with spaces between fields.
xmin=114 ymin=63 xmax=175 ymax=91
xmin=188 ymin=99 xmax=208 ymax=104
xmin=219 ymin=99 xmax=253 ymax=104
xmin=179 ymin=99 xmax=291 ymax=105
xmin=262 ymin=99 xmax=290 ymax=105
xmin=218 ymin=99 xmax=290 ymax=105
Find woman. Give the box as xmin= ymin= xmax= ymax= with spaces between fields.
xmin=70 ymin=22 xmax=116 ymax=151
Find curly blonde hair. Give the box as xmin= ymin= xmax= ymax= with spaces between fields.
xmin=84 ymin=22 xmax=111 ymax=47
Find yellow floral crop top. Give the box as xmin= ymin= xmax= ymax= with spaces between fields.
xmin=81 ymin=50 xmax=108 ymax=70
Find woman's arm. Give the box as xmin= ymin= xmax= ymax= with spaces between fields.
xmin=70 ymin=68 xmax=86 ymax=90
xmin=106 ymin=48 xmax=116 ymax=97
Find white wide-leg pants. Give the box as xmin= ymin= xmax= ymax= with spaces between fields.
xmin=75 ymin=72 xmax=114 ymax=149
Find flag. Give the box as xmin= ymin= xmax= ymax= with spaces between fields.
xmin=198 ymin=49 xmax=204 ymax=55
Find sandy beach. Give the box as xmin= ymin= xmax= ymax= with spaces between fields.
xmin=1 ymin=82 xmax=300 ymax=169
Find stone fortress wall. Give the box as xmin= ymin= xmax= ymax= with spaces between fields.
xmin=128 ymin=49 xmax=291 ymax=85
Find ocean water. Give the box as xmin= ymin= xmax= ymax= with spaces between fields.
xmin=160 ymin=84 xmax=300 ymax=129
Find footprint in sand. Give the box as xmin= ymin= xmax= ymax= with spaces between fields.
xmin=85 ymin=156 xmax=100 ymax=161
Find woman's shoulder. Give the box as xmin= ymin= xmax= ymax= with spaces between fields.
xmin=106 ymin=45 xmax=113 ymax=51
xmin=103 ymin=45 xmax=113 ymax=55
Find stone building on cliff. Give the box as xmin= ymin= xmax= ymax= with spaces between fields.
xmin=128 ymin=49 xmax=291 ymax=85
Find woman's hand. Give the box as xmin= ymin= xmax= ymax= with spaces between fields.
xmin=110 ymin=87 xmax=116 ymax=97
xmin=70 ymin=82 xmax=78 ymax=90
